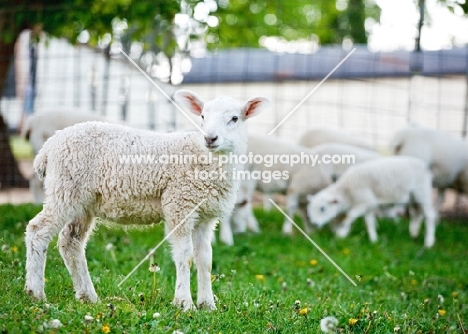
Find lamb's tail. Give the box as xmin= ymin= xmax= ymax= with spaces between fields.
xmin=33 ymin=148 xmax=48 ymax=181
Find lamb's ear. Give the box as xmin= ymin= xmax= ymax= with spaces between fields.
xmin=242 ymin=97 xmax=272 ymax=119
xmin=173 ymin=90 xmax=205 ymax=116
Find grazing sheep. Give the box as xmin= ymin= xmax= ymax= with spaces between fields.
xmin=218 ymin=135 xmax=307 ymax=245
xmin=24 ymin=90 xmax=271 ymax=311
xmin=282 ymin=143 xmax=379 ymax=235
xmin=21 ymin=111 xmax=110 ymax=203
xmin=390 ymin=126 xmax=468 ymax=206
xmin=307 ymin=156 xmax=437 ymax=248
xmin=299 ymin=127 xmax=373 ymax=151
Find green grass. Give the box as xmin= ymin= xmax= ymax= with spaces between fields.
xmin=0 ymin=204 xmax=467 ymax=333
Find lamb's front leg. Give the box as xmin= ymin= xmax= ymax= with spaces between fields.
xmin=364 ymin=212 xmax=378 ymax=243
xmin=335 ymin=204 xmax=368 ymax=239
xmin=193 ymin=221 xmax=216 ymax=310
xmin=169 ymin=231 xmax=195 ymax=311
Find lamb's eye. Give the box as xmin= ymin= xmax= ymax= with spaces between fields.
xmin=201 ymin=115 xmax=204 ymax=120
xmin=231 ymin=116 xmax=238 ymax=123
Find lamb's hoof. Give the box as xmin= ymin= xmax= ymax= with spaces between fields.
xmin=424 ymin=239 xmax=435 ymax=248
xmin=198 ymin=301 xmax=217 ymax=311
xmin=172 ymin=298 xmax=196 ymax=312
xmin=282 ymin=225 xmax=293 ymax=236
xmin=335 ymin=227 xmax=349 ymax=239
xmin=25 ymin=286 xmax=46 ymax=301
xmin=76 ymin=292 xmax=99 ymax=303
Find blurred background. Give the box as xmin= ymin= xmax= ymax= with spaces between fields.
xmin=1 ymin=0 xmax=468 ymax=203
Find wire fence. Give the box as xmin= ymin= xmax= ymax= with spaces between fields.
xmin=1 ymin=36 xmax=468 ymax=209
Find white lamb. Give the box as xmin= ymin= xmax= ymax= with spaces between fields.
xmin=299 ymin=127 xmax=373 ymax=150
xmin=307 ymin=156 xmax=437 ymax=248
xmin=282 ymin=143 xmax=379 ymax=235
xmin=21 ymin=111 xmax=110 ymax=203
xmin=219 ymin=135 xmax=307 ymax=245
xmin=390 ymin=126 xmax=468 ymax=205
xmin=24 ymin=90 xmax=271 ymax=311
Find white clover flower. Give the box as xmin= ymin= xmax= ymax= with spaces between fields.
xmin=49 ymin=319 xmax=63 ymax=329
xmin=438 ymin=294 xmax=444 ymax=304
xmin=1 ymin=244 xmax=9 ymax=252
xmin=172 ymin=330 xmax=184 ymax=334
xmin=394 ymin=326 xmax=401 ymax=332
xmin=294 ymin=300 xmax=301 ymax=306
xmin=149 ymin=263 xmax=161 ymax=273
xmin=84 ymin=315 xmax=94 ymax=322
xmin=320 ymin=316 xmax=338 ymax=333
xmin=153 ymin=312 xmax=161 ymax=318
xmin=105 ymin=243 xmax=114 ymax=251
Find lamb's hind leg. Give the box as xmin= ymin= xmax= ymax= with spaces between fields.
xmin=25 ymin=209 xmax=66 ymax=300
xmin=58 ymin=215 xmax=98 ymax=302
xmin=193 ymin=220 xmax=217 ymax=310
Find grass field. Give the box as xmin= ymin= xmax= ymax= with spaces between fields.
xmin=0 ymin=204 xmax=466 ymax=333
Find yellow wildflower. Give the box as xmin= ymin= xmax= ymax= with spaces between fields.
xmin=410 ymin=279 xmax=417 ymax=286
xmin=11 ymin=246 xmax=18 ymax=253
xmin=310 ymin=259 xmax=318 ymax=266
xmin=438 ymin=309 xmax=446 ymax=316
xmin=349 ymin=318 xmax=358 ymax=325
xmin=342 ymin=248 xmax=350 ymax=255
xmin=255 ymin=274 xmax=264 ymax=281
xmin=299 ymin=307 xmax=308 ymax=315
xmin=452 ymin=291 xmax=458 ymax=298
xmin=102 ymin=324 xmax=111 ymax=333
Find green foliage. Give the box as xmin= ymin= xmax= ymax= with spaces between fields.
xmin=208 ymin=0 xmax=381 ymax=49
xmin=1 ymin=204 xmax=467 ymax=333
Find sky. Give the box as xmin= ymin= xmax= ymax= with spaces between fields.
xmin=369 ymin=0 xmax=468 ymax=51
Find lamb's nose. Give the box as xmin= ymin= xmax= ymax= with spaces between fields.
xmin=205 ymin=136 xmax=218 ymax=145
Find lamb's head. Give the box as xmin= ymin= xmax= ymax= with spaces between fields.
xmin=174 ymin=90 xmax=271 ymax=153
xmin=307 ymin=190 xmax=345 ymax=228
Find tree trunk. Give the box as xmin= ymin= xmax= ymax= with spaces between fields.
xmin=0 ymin=39 xmax=30 ymax=188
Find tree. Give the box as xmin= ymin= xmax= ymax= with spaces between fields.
xmin=206 ymin=0 xmax=380 ymax=49
xmin=0 ymin=0 xmax=197 ymax=188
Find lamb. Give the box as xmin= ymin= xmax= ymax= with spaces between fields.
xmin=219 ymin=139 xmax=377 ymax=245
xmin=21 ymin=111 xmax=110 ymax=203
xmin=218 ymin=135 xmax=307 ymax=245
xmin=299 ymin=127 xmax=373 ymax=150
xmin=282 ymin=143 xmax=379 ymax=235
xmin=307 ymin=156 xmax=437 ymax=248
xmin=390 ymin=126 xmax=468 ymax=205
xmin=24 ymin=90 xmax=271 ymax=311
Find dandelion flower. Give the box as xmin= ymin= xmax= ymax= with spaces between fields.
xmin=11 ymin=246 xmax=18 ymax=253
xmin=49 ymin=319 xmax=62 ymax=329
xmin=255 ymin=274 xmax=264 ymax=281
xmin=320 ymin=316 xmax=338 ymax=333
xmin=102 ymin=324 xmax=111 ymax=333
xmin=342 ymin=248 xmax=350 ymax=255
xmin=438 ymin=309 xmax=446 ymax=316
xmin=299 ymin=307 xmax=308 ymax=315
xmin=149 ymin=263 xmax=161 ymax=273
xmin=84 ymin=315 xmax=94 ymax=322
xmin=310 ymin=259 xmax=318 ymax=266
xmin=349 ymin=318 xmax=358 ymax=325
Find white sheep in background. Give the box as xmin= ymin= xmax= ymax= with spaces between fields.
xmin=299 ymin=127 xmax=373 ymax=151
xmin=390 ymin=126 xmax=468 ymax=206
xmin=218 ymin=134 xmax=307 ymax=245
xmin=307 ymin=156 xmax=437 ymax=248
xmin=219 ymin=139 xmax=378 ymax=245
xmin=24 ymin=90 xmax=271 ymax=311
xmin=21 ymin=111 xmax=110 ymax=203
xmin=282 ymin=143 xmax=379 ymax=235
